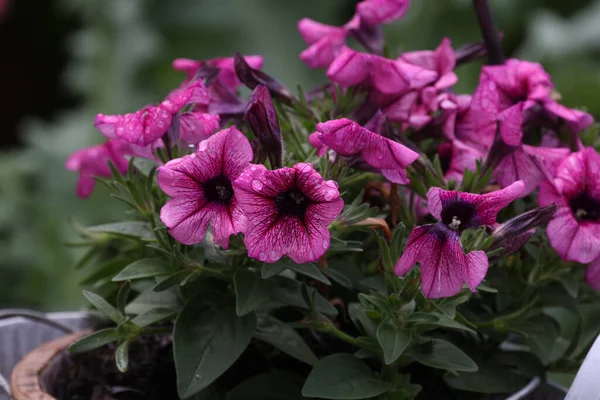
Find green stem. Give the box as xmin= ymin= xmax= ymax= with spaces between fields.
xmin=322 ymin=321 xmax=361 ymax=347
xmin=474 ymin=297 xmax=539 ymax=328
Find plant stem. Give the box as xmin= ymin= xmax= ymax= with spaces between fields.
xmin=472 ymin=0 xmax=505 ymax=65
xmin=474 ymin=296 xmax=539 ymax=328
xmin=322 ymin=321 xmax=361 ymax=347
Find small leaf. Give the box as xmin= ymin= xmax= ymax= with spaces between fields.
xmin=322 ymin=267 xmax=353 ymax=289
xmin=69 ymin=328 xmax=122 ymax=353
xmin=261 ymin=260 xmax=330 ymax=285
xmin=234 ymin=269 xmax=276 ymax=316
xmin=255 ymin=315 xmax=318 ymax=365
xmin=444 ymin=365 xmax=528 ymax=394
xmin=115 ymin=339 xmax=131 ymax=373
xmin=174 ymin=299 xmax=256 ymax=398
xmin=348 ymin=303 xmax=376 ymax=338
xmin=227 ymin=371 xmax=304 ymax=400
xmin=87 ymin=221 xmax=155 ymax=241
xmin=112 ymin=258 xmax=173 ymax=281
xmin=376 ymin=322 xmax=412 ymax=365
xmin=302 ymin=354 xmax=392 ymax=399
xmin=83 ymin=290 xmax=123 ymax=323
xmin=116 ymin=281 xmax=131 ymax=315
xmin=407 ymin=338 xmax=478 ymax=372
xmin=153 ymin=271 xmax=191 ymax=292
xmin=125 ymin=286 xmax=182 ymax=315
xmin=272 ymin=277 xmax=338 ymax=315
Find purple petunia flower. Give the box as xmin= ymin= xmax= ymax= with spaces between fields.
xmin=298 ymin=17 xmax=356 ymax=69
xmin=395 ymin=181 xmax=525 ymax=298
xmin=538 ymin=148 xmax=600 ymax=264
xmin=157 ymin=127 xmax=253 ymax=248
xmin=65 ymin=139 xmax=132 ymax=199
xmin=438 ymin=140 xmax=483 ymax=184
xmin=233 ymin=163 xmax=344 ymax=264
xmin=315 ymin=118 xmax=419 ymax=184
xmin=95 ymin=79 xmax=209 ymax=146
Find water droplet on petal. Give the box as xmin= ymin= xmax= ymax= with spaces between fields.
xmin=259 ymin=252 xmax=266 ymax=260
xmin=322 ymin=240 xmax=329 ymax=249
xmin=325 ymin=180 xmax=338 ymax=189
xmin=323 ymin=190 xmax=337 ymax=201
xmin=116 ymin=126 xmax=125 ymax=134
xmin=251 ymin=179 xmax=264 ymax=191
xmin=198 ymin=140 xmax=208 ymax=151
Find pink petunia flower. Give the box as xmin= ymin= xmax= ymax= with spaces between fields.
xmin=178 ymin=112 xmax=221 ymax=144
xmin=438 ymin=140 xmax=483 ymax=184
xmin=385 ymin=38 xmax=458 ymax=129
xmin=172 ymin=55 xmax=264 ymax=93
xmin=298 ymin=17 xmax=355 ymax=69
xmin=157 ymin=127 xmax=253 ymax=248
xmin=65 ymin=139 xmax=132 ymax=199
xmin=95 ymin=79 xmax=209 ymax=146
xmin=316 ymin=118 xmax=419 ymax=184
xmin=395 ymin=181 xmax=525 ymax=298
xmin=538 ymin=148 xmax=600 ymax=264
xmin=233 ymin=163 xmax=344 ymax=264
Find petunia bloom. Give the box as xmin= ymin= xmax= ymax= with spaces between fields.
xmin=538 ymin=148 xmax=600 ymax=264
xmin=438 ymin=140 xmax=483 ymax=184
xmin=178 ymin=112 xmax=221 ymax=144
xmin=65 ymin=139 xmax=132 ymax=199
xmin=298 ymin=17 xmax=354 ymax=69
xmin=172 ymin=55 xmax=264 ymax=93
xmin=95 ymin=79 xmax=209 ymax=146
xmin=316 ymin=118 xmax=419 ymax=184
xmin=157 ymin=127 xmax=253 ymax=248
xmin=233 ymin=163 xmax=344 ymax=264
xmin=395 ymin=181 xmax=525 ymax=298
xmin=356 ymin=0 xmax=410 ymax=26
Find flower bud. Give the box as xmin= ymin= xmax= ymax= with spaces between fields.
xmin=488 ymin=204 xmax=558 ymax=261
xmin=233 ymin=52 xmax=296 ymax=106
xmin=245 ymin=85 xmax=283 ymax=168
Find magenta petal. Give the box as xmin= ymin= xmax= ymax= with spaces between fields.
xmin=95 ymin=106 xmax=172 ymax=146
xmin=297 ymin=18 xmax=342 ymax=44
xmin=554 ymin=148 xmax=600 ymax=199
xmin=547 ymin=207 xmax=600 ymax=263
xmin=210 ymin=56 xmax=264 ymax=92
xmin=199 ymin=126 xmax=254 ymax=179
xmin=384 ymin=91 xmax=419 ymax=122
xmin=356 ymin=0 xmax=411 ymax=26
xmin=372 ymin=56 xmax=438 ymax=95
xmin=179 ymin=112 xmax=221 ymax=144
xmin=395 ymin=224 xmax=487 ymax=298
xmin=316 ymin=118 xmax=419 ymax=183
xmin=172 ymin=58 xmax=201 ymax=79
xmin=498 ymin=103 xmax=524 ymax=146
xmin=160 ymin=196 xmax=211 ymax=245
xmin=543 ymin=101 xmax=594 ymax=134
xmin=474 ymin=181 xmax=526 ymax=225
xmin=585 ymin=256 xmax=600 ymax=291
xmin=162 ymin=79 xmax=210 ymax=113
xmin=300 ymin=35 xmax=345 ymax=69
xmin=308 ymin=132 xmax=328 ymax=157
xmin=327 ymin=47 xmax=371 ymax=88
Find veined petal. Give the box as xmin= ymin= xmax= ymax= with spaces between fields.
xmin=547 ymin=207 xmax=600 ymax=263
xmin=327 ymin=47 xmax=371 ymax=88
xmin=498 ymin=103 xmax=524 ymax=146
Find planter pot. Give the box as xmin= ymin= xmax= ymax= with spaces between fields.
xmin=0 ymin=311 xmax=95 ymax=400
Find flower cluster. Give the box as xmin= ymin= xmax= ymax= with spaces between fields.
xmin=64 ymin=0 xmax=600 ymax=398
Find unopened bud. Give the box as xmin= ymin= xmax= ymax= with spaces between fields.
xmin=245 ymin=85 xmax=283 ymax=168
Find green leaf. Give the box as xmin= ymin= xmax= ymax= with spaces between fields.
xmin=174 ymin=300 xmax=256 ymax=399
xmin=132 ymin=308 xmax=176 ymax=327
xmin=68 ymin=328 xmax=122 ymax=353
xmin=83 ymin=290 xmax=123 ymax=323
xmin=261 ymin=260 xmax=331 ymax=285
xmin=125 ymin=286 xmax=182 ymax=315
xmin=302 ymin=354 xmax=393 ymax=399
xmin=227 ymin=371 xmax=304 ymax=400
xmin=234 ymin=269 xmax=276 ymax=316
xmin=322 ymin=267 xmax=353 ymax=289
xmin=153 ymin=270 xmax=191 ymax=292
xmin=376 ymin=322 xmax=412 ymax=365
xmin=518 ymin=315 xmax=560 ymax=365
xmin=348 ymin=303 xmax=376 ymax=338
xmin=115 ymin=339 xmax=131 ymax=373
xmin=573 ymin=304 xmax=600 ymax=357
xmin=407 ymin=339 xmax=478 ymax=372
xmin=87 ymin=221 xmax=155 ymax=241
xmin=112 ymin=258 xmax=172 ymax=281
xmin=413 ymin=312 xmax=476 ymax=334
xmin=272 ymin=277 xmax=338 ymax=315
xmin=444 ymin=365 xmax=528 ymax=394
xmin=130 ymin=156 xmax=158 ymax=176
xmin=255 ymin=315 xmax=318 ymax=365
xmin=116 ymin=281 xmax=131 ymax=315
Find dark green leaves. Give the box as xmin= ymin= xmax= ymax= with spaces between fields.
xmin=407 ymin=339 xmax=478 ymax=372
xmin=255 ymin=315 xmax=318 ymax=365
xmin=376 ymin=322 xmax=412 ymax=365
xmin=302 ymin=354 xmax=392 ymax=399
xmin=227 ymin=371 xmax=305 ymax=400
xmin=86 ymin=221 xmax=155 ymax=241
xmin=174 ymin=299 xmax=256 ymax=399
xmin=83 ymin=290 xmax=123 ymax=323
xmin=112 ymin=258 xmax=172 ymax=281
xmin=261 ymin=259 xmax=330 ymax=285
xmin=234 ymin=269 xmax=275 ymax=316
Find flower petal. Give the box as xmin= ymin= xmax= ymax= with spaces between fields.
xmin=474 ymin=181 xmax=526 ymax=225
xmin=547 ymin=207 xmax=600 ymax=263
xmin=356 ymin=0 xmax=411 ymax=26
xmin=179 ymin=112 xmax=221 ymax=144
xmin=327 ymin=47 xmax=371 ymax=88
xmin=498 ymin=103 xmax=524 ymax=146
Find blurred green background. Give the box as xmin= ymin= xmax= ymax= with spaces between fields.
xmin=0 ymin=0 xmax=598 ymax=310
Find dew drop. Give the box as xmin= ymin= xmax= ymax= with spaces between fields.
xmin=323 ymin=190 xmax=336 ymax=201
xmin=251 ymin=179 xmax=264 ymax=191
xmin=322 ymin=239 xmax=329 ymax=249
xmin=116 ymin=126 xmax=125 ymax=134
xmin=325 ymin=180 xmax=338 ymax=189
xmin=198 ymin=140 xmax=208 ymax=151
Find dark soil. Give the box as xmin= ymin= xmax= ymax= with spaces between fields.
xmin=43 ymin=335 xmax=177 ymax=400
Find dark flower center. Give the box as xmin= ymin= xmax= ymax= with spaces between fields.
xmin=275 ymin=188 xmax=310 ymax=218
xmin=569 ymin=193 xmax=600 ymax=222
xmin=440 ymin=201 xmax=476 ymax=231
xmin=202 ymin=175 xmax=234 ymax=205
